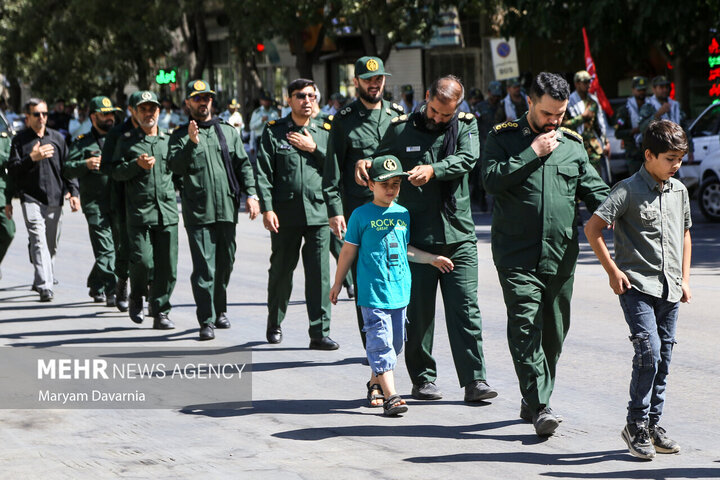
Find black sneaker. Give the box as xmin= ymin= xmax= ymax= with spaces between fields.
xmin=411 ymin=382 xmax=443 ymax=400
xmin=520 ymin=399 xmax=563 ymax=423
xmin=649 ymin=424 xmax=680 ymax=454
xmin=621 ymin=421 xmax=656 ymax=460
xmin=533 ymin=406 xmax=560 ymax=436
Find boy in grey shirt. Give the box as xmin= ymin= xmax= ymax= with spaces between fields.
xmin=584 ymin=119 xmax=692 ymax=460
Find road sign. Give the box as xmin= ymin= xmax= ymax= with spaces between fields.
xmin=490 ymin=37 xmax=519 ymax=81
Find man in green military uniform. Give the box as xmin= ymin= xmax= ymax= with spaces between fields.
xmin=101 ymin=91 xmax=143 ymax=313
xmin=562 ymin=70 xmax=612 ymax=184
xmin=112 ymin=91 xmax=178 ymax=330
xmin=64 ymin=96 xmax=120 ymax=306
xmin=168 ymin=80 xmax=260 ymax=341
xmin=482 ymin=72 xmax=609 ymax=436
xmin=322 ymin=56 xmax=403 ymax=345
xmin=614 ymin=76 xmax=648 ymax=175
xmin=358 ymin=75 xmax=497 ymax=403
xmin=256 ymin=78 xmax=338 ymax=350
xmin=0 ymin=129 xmax=15 ymax=279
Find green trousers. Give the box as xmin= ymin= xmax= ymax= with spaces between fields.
xmin=343 ymin=196 xmax=369 ymax=348
xmin=111 ymin=184 xmax=129 ymax=282
xmin=329 ymin=231 xmax=353 ymax=288
xmin=0 ymin=213 xmax=15 ymax=265
xmin=186 ymin=222 xmax=236 ymax=326
xmin=267 ymin=225 xmax=331 ymax=339
xmin=497 ymin=268 xmax=574 ymax=411
xmin=128 ymin=223 xmax=178 ymax=315
xmin=405 ymin=240 xmax=487 ymax=388
xmin=85 ymin=213 xmax=117 ymax=295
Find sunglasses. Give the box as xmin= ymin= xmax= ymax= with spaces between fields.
xmin=293 ymin=93 xmax=317 ymax=101
xmin=32 ymin=112 xmax=49 ymax=117
xmin=190 ymin=95 xmax=212 ymax=102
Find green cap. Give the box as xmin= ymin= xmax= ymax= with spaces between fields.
xmin=632 ymin=76 xmax=649 ymax=90
xmin=355 ymin=56 xmax=391 ymax=79
xmin=369 ymin=155 xmax=408 ymax=182
xmin=131 ymin=91 xmax=160 ymax=108
xmin=652 ymin=75 xmax=671 ymax=86
xmin=88 ymin=96 xmax=120 ymax=114
xmin=186 ymin=79 xmax=216 ymax=98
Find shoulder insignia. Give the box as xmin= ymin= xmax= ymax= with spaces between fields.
xmin=328 ymin=115 xmax=334 ymax=122
xmin=458 ymin=112 xmax=474 ymax=122
xmin=391 ymin=103 xmax=404 ymax=113
xmin=322 ymin=122 xmax=331 ymax=131
xmin=492 ymin=121 xmax=520 ymax=133
xmin=268 ymin=120 xmax=276 ymax=126
xmin=1 ymin=131 xmax=8 ymax=138
xmin=340 ymin=106 xmax=353 ymax=116
xmin=124 ymin=131 xmax=132 ymax=138
xmin=76 ymin=134 xmax=85 ymax=140
xmin=560 ymin=127 xmax=582 ymax=143
xmin=390 ymin=114 xmax=410 ymax=125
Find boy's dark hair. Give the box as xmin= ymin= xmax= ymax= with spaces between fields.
xmin=529 ymin=73 xmax=570 ymax=101
xmin=428 ymin=75 xmax=464 ymax=105
xmin=24 ymin=97 xmax=46 ymax=113
xmin=642 ymin=119 xmax=688 ymax=156
xmin=287 ymin=78 xmax=315 ymax=97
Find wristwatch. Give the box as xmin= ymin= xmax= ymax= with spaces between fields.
xmin=249 ymin=194 xmax=259 ymax=201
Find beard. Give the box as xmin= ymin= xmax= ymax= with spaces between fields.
xmin=528 ymin=112 xmax=559 ymax=133
xmin=190 ymin=104 xmax=210 ymax=120
xmin=97 ymin=119 xmax=115 ymax=132
xmin=357 ymin=83 xmax=382 ymax=104
xmin=140 ymin=117 xmax=157 ymax=129
xmin=422 ymin=108 xmax=450 ymax=131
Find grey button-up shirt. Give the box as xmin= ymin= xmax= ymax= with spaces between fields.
xmin=594 ymin=165 xmax=691 ymax=302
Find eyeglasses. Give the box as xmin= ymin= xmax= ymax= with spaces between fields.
xmin=32 ymin=112 xmax=48 ymax=117
xmin=293 ymin=93 xmax=317 ymax=101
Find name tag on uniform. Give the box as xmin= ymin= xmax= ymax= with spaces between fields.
xmin=406 ymin=146 xmax=421 ymax=152
xmin=278 ymin=144 xmax=292 ymax=150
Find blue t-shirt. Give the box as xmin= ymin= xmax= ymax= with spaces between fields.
xmin=345 ymin=202 xmax=411 ymax=309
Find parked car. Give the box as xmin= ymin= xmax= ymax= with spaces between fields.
xmin=681 ymin=103 xmax=720 ymax=221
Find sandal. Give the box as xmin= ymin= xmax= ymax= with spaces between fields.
xmin=383 ymin=394 xmax=408 ymax=417
xmin=366 ymin=382 xmax=384 ymax=408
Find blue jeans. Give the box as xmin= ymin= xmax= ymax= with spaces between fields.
xmin=619 ymin=289 xmax=679 ymax=425
xmin=361 ymin=306 xmax=406 ymax=375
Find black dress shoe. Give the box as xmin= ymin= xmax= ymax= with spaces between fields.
xmin=39 ymin=289 xmax=54 ymax=302
xmin=266 ymin=326 xmax=282 ymax=344
xmin=199 ymin=324 xmax=215 ymax=341
xmin=116 ymin=279 xmax=129 ymax=312
xmin=106 ymin=293 xmax=117 ymax=308
xmin=309 ymin=336 xmax=339 ymax=350
xmin=153 ymin=313 xmax=175 ymax=330
xmin=129 ymin=297 xmax=144 ymax=324
xmin=90 ymin=289 xmax=106 ymax=303
xmin=346 ymin=284 xmax=355 ymax=299
xmin=215 ymin=313 xmax=231 ymax=329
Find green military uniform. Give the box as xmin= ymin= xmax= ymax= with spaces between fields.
xmin=481 ymin=114 xmax=609 ymax=412
xmin=0 ymin=131 xmax=15 ymax=271
xmin=64 ymin=126 xmax=117 ymax=297
xmin=376 ymin=108 xmax=488 ymax=388
xmin=323 ymin=97 xmax=404 ymax=340
xmin=562 ymin=96 xmax=606 ymax=174
xmin=112 ymin=118 xmax=178 ymax=317
xmin=168 ymin=83 xmax=257 ymax=327
xmin=256 ymin=114 xmax=332 ymax=340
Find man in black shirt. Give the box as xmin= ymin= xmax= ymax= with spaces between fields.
xmin=7 ymin=98 xmax=79 ymax=301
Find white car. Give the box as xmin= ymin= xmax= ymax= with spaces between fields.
xmin=683 ymin=103 xmax=720 ymax=221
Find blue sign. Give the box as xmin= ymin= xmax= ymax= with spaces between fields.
xmin=496 ymin=42 xmax=511 ymax=58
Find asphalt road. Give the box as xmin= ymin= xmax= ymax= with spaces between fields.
xmin=0 ymin=198 xmax=718 ymax=479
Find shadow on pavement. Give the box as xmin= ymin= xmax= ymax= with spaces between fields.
xmin=540 ymin=466 xmax=720 ymax=478
xmin=406 ymin=449 xmax=631 ymax=466
xmin=179 ymin=398 xmax=367 ymax=418
xmin=6 ymin=328 xmax=196 ymax=347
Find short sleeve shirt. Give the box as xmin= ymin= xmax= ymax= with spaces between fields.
xmin=594 ymin=165 xmax=691 ymax=302
xmin=345 ymin=202 xmax=411 ymax=309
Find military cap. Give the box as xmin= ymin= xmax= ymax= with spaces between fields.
xmin=259 ymin=90 xmax=272 ymax=101
xmin=652 ymin=75 xmax=671 ymax=86
xmin=488 ymin=81 xmax=503 ymax=97
xmin=369 ymin=154 xmax=408 ymax=182
xmin=468 ymin=87 xmax=482 ymax=99
xmin=355 ymin=56 xmax=391 ymax=79
xmin=88 ymin=96 xmax=120 ymax=114
xmin=632 ymin=76 xmax=649 ymax=90
xmin=506 ymin=77 xmax=522 ymax=87
xmin=132 ymin=90 xmax=160 ymax=108
xmin=186 ymin=79 xmax=216 ymax=99
xmin=229 ymin=98 xmax=240 ymax=107
xmin=574 ymin=70 xmax=592 ymax=83
xmin=402 ymin=84 xmax=414 ymax=94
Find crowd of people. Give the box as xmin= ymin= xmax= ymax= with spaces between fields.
xmin=0 ymin=56 xmax=692 ymax=459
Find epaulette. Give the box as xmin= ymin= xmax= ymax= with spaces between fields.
xmin=339 ymin=104 xmax=354 ymax=116
xmin=267 ymin=120 xmax=277 ymax=126
xmin=1 ymin=131 xmax=9 ymax=138
xmin=321 ymin=121 xmax=331 ymax=131
xmin=492 ymin=121 xmax=520 ymax=133
xmin=76 ymin=134 xmax=85 ymax=140
xmin=390 ymin=114 xmax=410 ymax=124
xmin=560 ymin=127 xmax=582 ymax=143
xmin=327 ymin=114 xmax=334 ymax=122
xmin=457 ymin=111 xmax=475 ymax=122
xmin=390 ymin=102 xmax=404 ymax=113
xmin=123 ymin=131 xmax=132 ymax=138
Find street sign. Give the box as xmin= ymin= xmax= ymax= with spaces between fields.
xmin=490 ymin=37 xmax=519 ymax=81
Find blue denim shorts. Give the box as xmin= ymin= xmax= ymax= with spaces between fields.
xmin=361 ymin=306 xmax=407 ymax=375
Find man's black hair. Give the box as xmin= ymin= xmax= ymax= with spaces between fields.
xmin=529 ymin=73 xmax=570 ymax=101
xmin=24 ymin=98 xmax=46 ymax=113
xmin=287 ymin=78 xmax=316 ymax=97
xmin=643 ymin=119 xmax=688 ymax=156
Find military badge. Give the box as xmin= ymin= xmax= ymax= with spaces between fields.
xmin=366 ymin=59 xmax=379 ymax=72
xmin=383 ymin=158 xmax=397 ymax=171
xmin=141 ymin=92 xmax=152 ymax=101
xmin=102 ymin=98 xmax=112 ymax=107
xmin=193 ymin=80 xmax=207 ymax=91
xmin=522 ymin=127 xmax=531 ymax=136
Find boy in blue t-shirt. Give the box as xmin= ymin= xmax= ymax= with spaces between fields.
xmin=585 ymin=120 xmax=692 ymax=460
xmin=330 ymin=154 xmax=454 ymax=416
